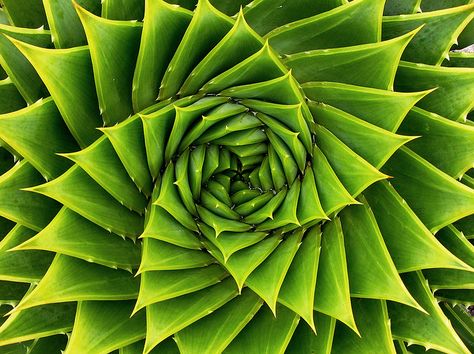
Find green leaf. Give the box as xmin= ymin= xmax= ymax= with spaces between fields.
xmin=199 ymin=223 xmax=268 ymax=262
xmin=246 ymin=229 xmax=302 ymax=314
xmin=28 ymin=334 xmax=68 ymax=354
xmin=267 ymin=0 xmax=384 ymax=54
xmin=384 ymin=0 xmax=421 ymax=15
xmin=0 ymin=78 xmax=25 ymax=114
xmin=0 ymin=225 xmax=53 ymax=283
xmin=204 ymin=235 xmax=281 ymax=290
xmin=423 ymin=268 xmax=474 ymax=290
xmin=398 ymin=107 xmax=474 ymax=178
xmin=382 ymin=4 xmax=474 ymax=65
xmin=395 ymin=61 xmax=474 ymax=122
xmin=244 ymin=0 xmax=347 ymax=35
xmin=444 ymin=51 xmax=474 ymax=68
xmin=364 ymin=181 xmax=471 ymax=272
xmin=0 ymin=97 xmax=77 ymax=180
xmin=314 ymin=219 xmax=358 ymax=334
xmin=0 ymin=302 xmax=75 ymax=346
xmin=200 ymin=42 xmax=287 ymax=94
xmin=383 ymin=147 xmax=474 ymax=233
xmin=175 ymin=289 xmax=263 ymax=354
xmin=310 ymin=102 xmax=413 ymax=168
xmin=1 ymin=0 xmax=47 ymax=28
xmin=315 ymin=125 xmax=388 ymax=197
xmin=0 ymin=25 xmax=50 ymax=103
xmin=13 ymin=255 xmax=139 ymax=311
xmin=65 ymin=301 xmax=145 ymax=354
xmin=223 ymin=304 xmax=299 ymax=354
xmin=340 ymin=202 xmax=422 ymax=310
xmin=76 ymin=5 xmax=142 ymax=125
xmin=0 ymin=281 xmax=29 ymax=307
xmin=284 ymin=30 xmax=418 ymax=90
xmin=14 ymin=208 xmax=141 ymax=270
xmin=332 ymin=299 xmax=396 ymax=354
xmin=134 ymin=265 xmax=227 ymax=312
xmin=42 ymin=0 xmax=100 ymax=48
xmin=302 ymin=82 xmax=429 ymax=132
xmin=435 ymin=225 xmax=474 ymax=268
xmin=28 ymin=166 xmax=144 ymax=238
xmin=62 ymin=136 xmax=147 ymax=213
xmin=389 ymin=271 xmax=471 ymax=354
xmin=158 ymin=0 xmax=233 ymax=99
xmin=311 ymin=145 xmax=358 ymax=215
xmin=286 ymin=312 xmax=336 ymax=354
xmin=101 ymin=0 xmax=144 ymax=20
xmin=144 ymin=278 xmax=238 ymax=354
xmin=441 ymin=303 xmax=474 ymax=352
xmin=180 ymin=10 xmax=263 ymax=96
xmin=101 ymin=116 xmax=153 ymax=196
xmin=10 ymin=41 xmax=103 ymax=147
xmin=278 ymin=227 xmax=320 ymax=331
xmin=139 ymin=238 xmax=213 ymax=273
xmin=133 ymin=0 xmax=192 ymax=112
xmin=0 ymin=161 xmax=59 ymax=231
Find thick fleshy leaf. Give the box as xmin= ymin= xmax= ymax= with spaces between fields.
xmin=278 ymin=227 xmax=320 ymax=330
xmin=384 ymin=0 xmax=421 ymax=15
xmin=243 ymin=0 xmax=346 ymax=35
xmin=100 ymin=116 xmax=153 ymax=196
xmin=0 ymin=97 xmax=77 ymax=180
xmin=144 ymin=278 xmax=238 ymax=354
xmin=284 ymin=30 xmax=417 ymax=89
xmin=310 ymin=102 xmax=413 ymax=168
xmin=139 ymin=238 xmax=212 ymax=273
xmin=383 ymin=147 xmax=474 ymax=233
xmin=205 ymin=235 xmax=281 ymax=291
xmin=158 ymin=0 xmax=233 ymax=99
xmin=382 ymin=4 xmax=474 ymax=65
xmin=175 ymin=289 xmax=263 ymax=354
xmin=13 ymin=255 xmax=139 ymax=311
xmin=223 ymin=304 xmax=299 ymax=354
xmin=389 ymin=271 xmax=470 ymax=354
xmin=315 ymin=125 xmax=388 ymax=197
xmin=314 ymin=219 xmax=358 ymax=334
xmin=435 ymin=225 xmax=474 ymax=268
xmin=423 ymin=268 xmax=474 ymax=290
xmin=395 ymin=61 xmax=474 ymax=122
xmin=0 ymin=303 xmax=75 ymax=346
xmin=398 ymin=107 xmax=474 ymax=178
xmin=62 ymin=137 xmax=147 ymax=213
xmin=340 ymin=202 xmax=422 ymax=310
xmin=65 ymin=301 xmax=145 ymax=354
xmin=0 ymin=78 xmax=25 ymax=114
xmin=311 ymin=145 xmax=358 ymax=215
xmin=0 ymin=24 xmax=50 ymax=103
xmin=200 ymin=42 xmax=287 ymax=94
xmin=267 ymin=0 xmax=384 ymax=54
xmin=180 ymin=10 xmax=263 ymax=96
xmin=28 ymin=166 xmax=144 ymax=238
xmin=302 ymin=82 xmax=428 ymax=132
xmin=15 ymin=208 xmax=141 ymax=270
xmin=76 ymin=5 xmax=142 ymax=124
xmin=0 ymin=225 xmax=53 ymax=283
xmin=10 ymin=40 xmax=102 ymax=147
xmin=0 ymin=161 xmax=59 ymax=231
xmin=1 ymin=0 xmax=47 ymax=28
xmin=28 ymin=334 xmax=68 ymax=354
xmin=286 ymin=312 xmax=336 ymax=354
xmin=132 ymin=0 xmax=192 ymax=112
xmin=42 ymin=0 xmax=101 ymax=48
xmin=101 ymin=0 xmax=144 ymax=20
xmin=134 ymin=265 xmax=227 ymax=311
xmin=246 ymin=230 xmax=302 ymax=314
xmin=364 ymin=181 xmax=471 ymax=272
xmin=332 ymin=299 xmax=396 ymax=354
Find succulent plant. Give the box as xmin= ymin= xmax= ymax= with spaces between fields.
xmin=0 ymin=0 xmax=473 ymax=353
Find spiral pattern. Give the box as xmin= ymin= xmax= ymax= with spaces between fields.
xmin=0 ymin=0 xmax=473 ymax=353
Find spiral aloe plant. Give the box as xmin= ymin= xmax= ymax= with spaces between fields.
xmin=0 ymin=0 xmax=473 ymax=353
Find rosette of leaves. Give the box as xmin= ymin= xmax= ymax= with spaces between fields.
xmin=0 ymin=0 xmax=473 ymax=353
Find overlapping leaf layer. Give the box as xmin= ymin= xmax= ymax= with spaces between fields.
xmin=0 ymin=0 xmax=473 ymax=353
